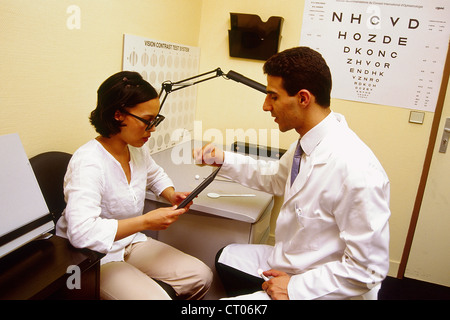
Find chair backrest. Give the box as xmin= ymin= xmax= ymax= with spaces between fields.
xmin=29 ymin=151 xmax=72 ymax=224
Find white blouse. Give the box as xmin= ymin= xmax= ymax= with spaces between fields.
xmin=56 ymin=139 xmax=174 ymax=264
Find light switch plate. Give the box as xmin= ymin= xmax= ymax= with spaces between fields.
xmin=409 ymin=111 xmax=425 ymax=124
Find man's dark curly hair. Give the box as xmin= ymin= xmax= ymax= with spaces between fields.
xmin=263 ymin=47 xmax=332 ymax=107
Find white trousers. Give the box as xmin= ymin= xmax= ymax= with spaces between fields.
xmin=219 ymin=243 xmax=381 ymax=300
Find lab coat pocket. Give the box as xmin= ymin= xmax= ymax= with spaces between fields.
xmin=292 ymin=208 xmax=324 ymax=251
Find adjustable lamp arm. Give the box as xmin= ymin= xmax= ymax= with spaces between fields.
xmin=158 ymin=67 xmax=266 ymax=112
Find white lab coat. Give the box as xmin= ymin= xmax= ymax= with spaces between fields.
xmin=218 ymin=112 xmax=390 ymax=299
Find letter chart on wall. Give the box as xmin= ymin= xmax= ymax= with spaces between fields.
xmin=300 ymin=0 xmax=449 ymax=112
xmin=122 ymin=34 xmax=200 ymax=154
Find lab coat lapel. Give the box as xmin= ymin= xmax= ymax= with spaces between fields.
xmin=284 ymin=112 xmax=342 ymax=203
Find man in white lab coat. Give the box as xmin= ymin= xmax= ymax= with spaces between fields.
xmin=194 ymin=47 xmax=390 ymax=300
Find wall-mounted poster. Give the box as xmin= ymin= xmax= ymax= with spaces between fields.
xmin=300 ymin=0 xmax=449 ymax=112
xmin=122 ymin=34 xmax=200 ymax=153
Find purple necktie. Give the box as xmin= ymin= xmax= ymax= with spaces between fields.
xmin=290 ymin=140 xmax=303 ymax=186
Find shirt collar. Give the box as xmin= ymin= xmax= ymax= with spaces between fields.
xmin=300 ymin=111 xmax=342 ymax=156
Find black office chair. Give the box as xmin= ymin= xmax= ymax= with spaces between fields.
xmin=29 ymin=151 xmax=72 ymax=225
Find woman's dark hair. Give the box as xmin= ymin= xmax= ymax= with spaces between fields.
xmin=89 ymin=71 xmax=158 ymax=137
xmin=263 ymin=47 xmax=332 ymax=107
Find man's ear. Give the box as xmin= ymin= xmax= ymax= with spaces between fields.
xmin=297 ymin=89 xmax=312 ymax=107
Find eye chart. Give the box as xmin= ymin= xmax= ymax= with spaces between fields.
xmin=122 ymin=34 xmax=200 ymax=153
xmin=300 ymin=0 xmax=449 ymax=112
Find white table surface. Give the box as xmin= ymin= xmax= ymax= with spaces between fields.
xmin=145 ymin=140 xmax=274 ymax=223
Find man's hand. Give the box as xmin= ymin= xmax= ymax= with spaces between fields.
xmin=261 ymin=269 xmax=290 ymax=300
xmin=192 ymin=143 xmax=224 ymax=166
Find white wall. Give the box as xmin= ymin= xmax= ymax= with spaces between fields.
xmin=0 ymin=0 xmax=203 ymax=156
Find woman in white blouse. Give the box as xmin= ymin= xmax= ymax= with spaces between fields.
xmin=56 ymin=71 xmax=212 ymax=300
